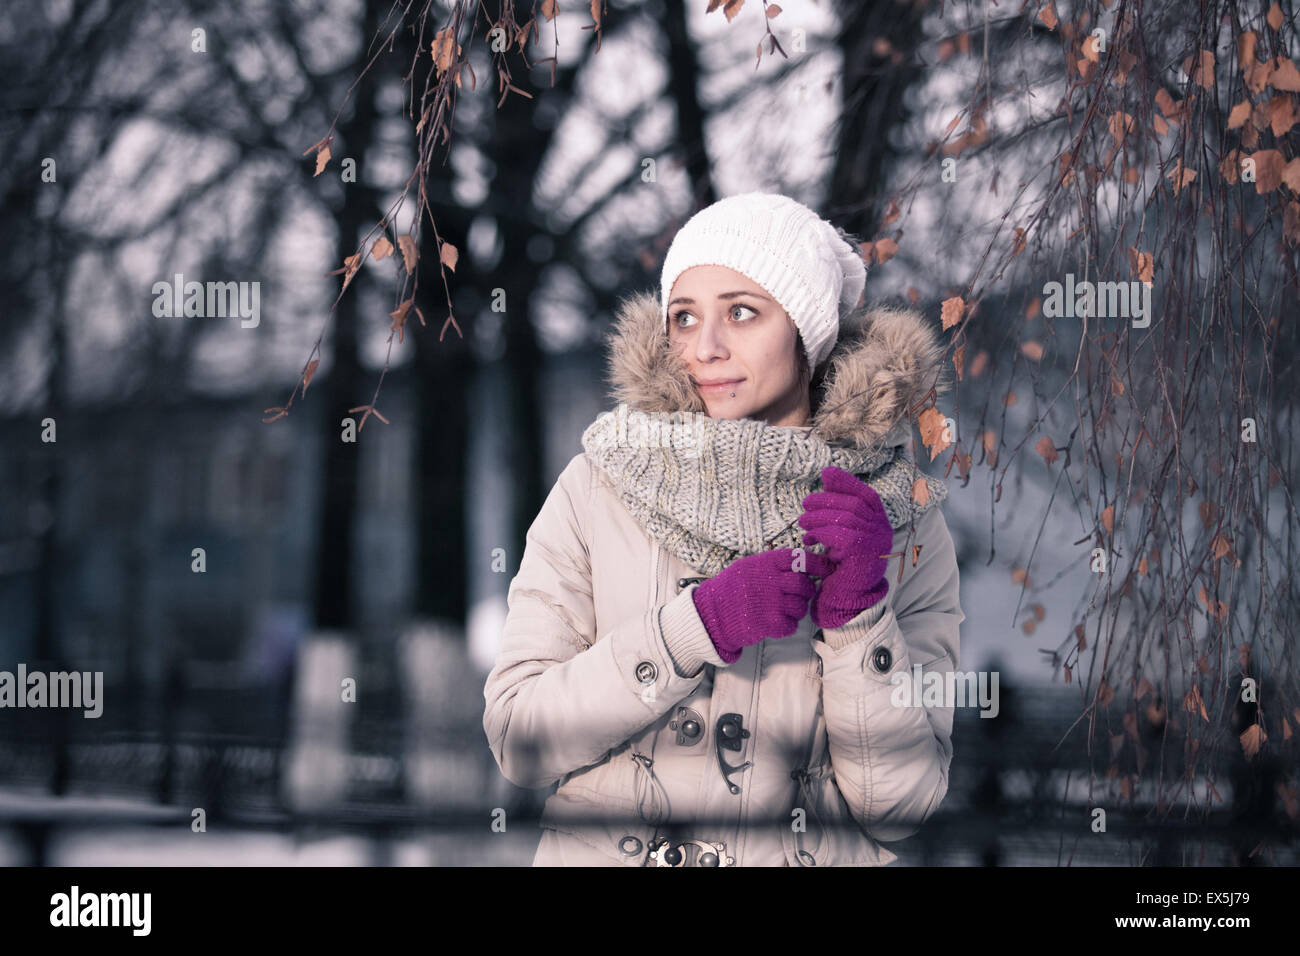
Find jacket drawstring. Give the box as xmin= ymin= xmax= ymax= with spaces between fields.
xmin=631 ymin=751 xmax=669 ymax=827
xmin=790 ymin=767 xmax=826 ymax=866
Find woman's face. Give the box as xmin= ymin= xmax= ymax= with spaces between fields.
xmin=666 ymin=265 xmax=810 ymax=427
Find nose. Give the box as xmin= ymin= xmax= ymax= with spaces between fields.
xmin=694 ymin=314 xmax=728 ymax=364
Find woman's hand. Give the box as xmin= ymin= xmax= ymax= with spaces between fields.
xmin=692 ymin=547 xmax=835 ymax=663
xmin=798 ymin=466 xmax=894 ymax=629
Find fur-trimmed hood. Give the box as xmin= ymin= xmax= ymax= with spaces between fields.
xmin=601 ymin=290 xmax=951 ymax=453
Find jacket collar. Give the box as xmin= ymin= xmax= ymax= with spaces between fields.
xmin=601 ymin=290 xmax=951 ymax=452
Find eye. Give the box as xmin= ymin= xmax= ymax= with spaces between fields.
xmin=730 ymin=304 xmax=758 ymax=322
xmin=672 ymin=309 xmax=697 ymax=329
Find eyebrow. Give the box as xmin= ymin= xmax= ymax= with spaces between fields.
xmin=667 ymin=291 xmax=773 ymax=308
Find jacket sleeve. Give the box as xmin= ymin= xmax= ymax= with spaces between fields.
xmin=482 ymin=452 xmax=726 ymax=790
xmin=811 ymin=503 xmax=964 ymax=843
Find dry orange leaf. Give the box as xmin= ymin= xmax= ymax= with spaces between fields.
xmin=1286 ymin=200 xmax=1300 ymax=245
xmin=1185 ymin=682 xmax=1209 ymax=721
xmin=1037 ymin=2 xmax=1058 ymax=30
xmin=1241 ymin=723 xmax=1266 ymax=758
xmin=918 ymin=406 xmax=951 ymax=460
xmin=1267 ymin=2 xmax=1283 ymax=31
xmin=1026 ymin=296 xmax=1041 ymax=319
xmin=432 ymin=28 xmax=461 ymax=76
xmin=1011 ymin=226 xmax=1027 ymax=257
xmin=1183 ymin=50 xmax=1216 ymax=89
xmin=1035 ymin=435 xmax=1058 ymax=466
xmin=1108 ymin=111 xmax=1135 ymax=145
xmin=1227 ymin=100 xmax=1252 ymax=129
xmin=940 ymin=296 xmax=965 ymax=330
xmin=327 ymin=252 xmax=363 ymax=291
xmin=719 ymin=0 xmax=745 ymax=23
xmin=1269 ymin=58 xmax=1300 ymax=92
xmin=541 ymin=0 xmax=558 ymax=20
xmin=880 ymin=197 xmax=901 ymax=227
xmin=1239 ymin=31 xmax=1257 ymax=69
xmin=1012 ymin=567 xmax=1029 ymax=585
xmin=1166 ymin=158 xmax=1197 ymax=193
xmin=968 ymin=350 xmax=989 ymax=378
xmin=1219 ymin=148 xmax=1243 ymax=184
xmin=1249 ymin=148 xmax=1286 ymax=192
xmin=314 ymin=144 xmax=331 ymax=177
xmin=1097 ymin=679 xmax=1115 ymax=708
xmin=1127 ymin=247 xmax=1154 ymax=283
xmin=390 ymin=297 xmax=414 ymax=342
xmin=439 ymin=240 xmax=459 ymax=272
xmin=1101 ymin=504 xmax=1115 ymax=533
xmin=303 ymin=359 xmax=319 ymax=391
xmin=1245 ymin=60 xmax=1272 ymax=95
xmin=1021 ymin=341 xmax=1044 ymax=361
xmin=1282 ymin=158 xmax=1300 ymax=193
xmin=398 ymin=235 xmax=418 ymax=274
xmin=1211 ymin=534 xmax=1232 ymax=559
xmin=1083 ymin=34 xmax=1102 ymax=62
xmin=1003 ymin=391 xmax=1017 ymax=407
xmin=1266 ymin=94 xmax=1298 ymax=136
xmin=1155 ymin=87 xmax=1178 ymax=119
xmin=912 ymin=475 xmax=930 ymax=506
xmin=371 ymin=236 xmax=394 ymax=260
xmin=873 ymin=237 xmax=899 ymax=264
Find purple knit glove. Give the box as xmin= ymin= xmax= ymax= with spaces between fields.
xmin=691 ymin=547 xmax=834 ymax=663
xmin=798 ymin=466 xmax=894 ymax=629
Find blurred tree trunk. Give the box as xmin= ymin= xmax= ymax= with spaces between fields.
xmin=828 ymin=0 xmax=925 ymax=235
xmin=310 ymin=0 xmax=385 ymax=634
xmin=663 ymin=0 xmax=717 ymax=208
xmin=483 ymin=59 xmax=588 ymax=569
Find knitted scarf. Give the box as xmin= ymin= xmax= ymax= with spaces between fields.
xmin=581 ymin=403 xmax=948 ymax=577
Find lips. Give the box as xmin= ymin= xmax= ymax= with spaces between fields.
xmin=695 ymin=378 xmax=744 ymax=390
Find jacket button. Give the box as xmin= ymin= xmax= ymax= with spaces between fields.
xmin=635 ymin=661 xmax=658 ymax=684
xmin=681 ymin=719 xmax=700 ymax=738
xmin=699 ymin=851 xmax=719 ymax=866
xmin=873 ymin=646 xmax=892 ymax=673
xmin=618 ymin=836 xmax=643 ymax=855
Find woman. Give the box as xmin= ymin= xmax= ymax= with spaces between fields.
xmin=482 ymin=192 xmax=964 ymax=866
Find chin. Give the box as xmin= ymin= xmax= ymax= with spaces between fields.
xmin=709 ymin=406 xmax=753 ymax=421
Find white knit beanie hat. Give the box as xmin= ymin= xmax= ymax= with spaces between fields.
xmin=660 ymin=191 xmax=868 ymax=371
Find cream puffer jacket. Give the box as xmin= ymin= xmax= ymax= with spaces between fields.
xmin=482 ymin=291 xmax=964 ymax=866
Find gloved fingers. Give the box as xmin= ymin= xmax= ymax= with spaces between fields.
xmin=798 ymin=551 xmax=836 ymax=580
xmin=781 ymin=570 xmax=818 ymax=601
xmin=798 ymin=509 xmax=874 ymax=533
xmin=758 ymin=547 xmax=804 ymax=571
xmin=800 ymin=490 xmax=878 ymax=520
xmin=819 ymin=466 xmax=883 ymax=506
xmin=778 ymin=591 xmax=813 ymax=619
xmin=802 ymin=529 xmax=871 ymax=562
